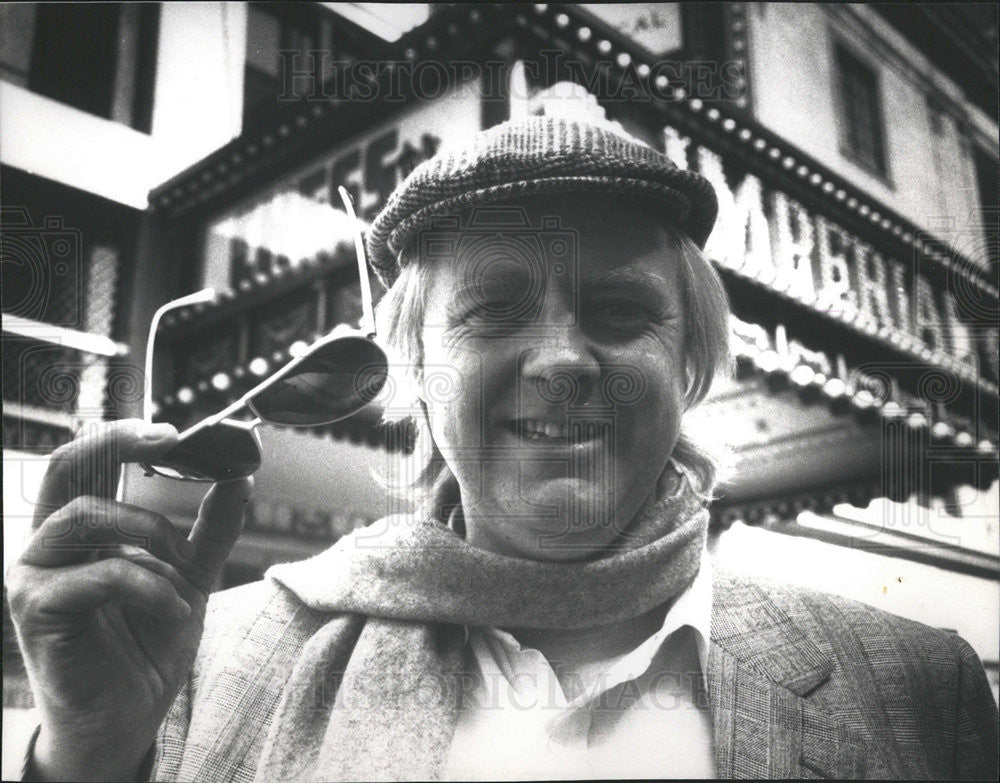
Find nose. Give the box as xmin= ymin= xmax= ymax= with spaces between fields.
xmin=520 ymin=319 xmax=601 ymax=405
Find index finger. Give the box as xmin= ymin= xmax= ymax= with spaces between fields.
xmin=187 ymin=477 xmax=254 ymax=588
xmin=33 ymin=419 xmax=178 ymax=529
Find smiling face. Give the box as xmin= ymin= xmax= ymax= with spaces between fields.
xmin=417 ymin=193 xmax=687 ymax=561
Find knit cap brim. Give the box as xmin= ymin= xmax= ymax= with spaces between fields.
xmin=366 ymin=115 xmax=718 ymax=288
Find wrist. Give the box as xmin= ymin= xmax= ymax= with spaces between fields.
xmin=31 ymin=724 xmax=153 ymax=782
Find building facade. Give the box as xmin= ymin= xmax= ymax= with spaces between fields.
xmin=3 ymin=3 xmax=998 ymax=740
xmin=1 ymin=2 xmax=248 ymax=737
xmin=1 ymin=2 xmax=247 ymax=555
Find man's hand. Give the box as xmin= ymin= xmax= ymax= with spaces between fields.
xmin=6 ymin=419 xmax=253 ymax=781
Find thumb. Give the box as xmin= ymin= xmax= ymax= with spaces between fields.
xmin=187 ymin=477 xmax=254 ymax=587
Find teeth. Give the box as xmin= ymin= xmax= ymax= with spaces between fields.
xmin=519 ymin=419 xmax=568 ymax=439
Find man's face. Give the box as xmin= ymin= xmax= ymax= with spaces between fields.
xmin=419 ymin=193 xmax=687 ymax=561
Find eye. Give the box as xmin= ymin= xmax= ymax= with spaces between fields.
xmin=590 ymin=298 xmax=652 ymax=323
xmin=584 ymin=297 xmax=669 ymax=340
xmin=594 ymin=300 xmax=636 ymax=319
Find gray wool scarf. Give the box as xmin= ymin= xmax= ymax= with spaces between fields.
xmin=257 ymin=465 xmax=708 ymax=781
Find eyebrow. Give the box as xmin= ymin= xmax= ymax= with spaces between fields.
xmin=445 ymin=266 xmax=675 ymax=318
xmin=585 ymin=267 xmax=672 ymax=293
xmin=450 ymin=265 xmax=536 ymax=299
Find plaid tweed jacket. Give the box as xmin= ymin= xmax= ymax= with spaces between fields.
xmin=150 ymin=569 xmax=999 ymax=781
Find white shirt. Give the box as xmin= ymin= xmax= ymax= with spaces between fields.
xmin=443 ymin=556 xmax=716 ymax=780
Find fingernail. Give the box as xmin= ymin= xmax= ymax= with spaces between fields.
xmin=176 ymin=537 xmax=196 ymax=560
xmin=174 ymin=598 xmax=192 ymax=619
xmin=138 ymin=423 xmax=177 ymax=441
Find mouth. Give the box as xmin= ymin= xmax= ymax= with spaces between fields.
xmin=503 ymin=418 xmax=607 ymax=448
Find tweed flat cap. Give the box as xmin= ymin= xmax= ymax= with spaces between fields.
xmin=366 ymin=113 xmax=718 ymax=288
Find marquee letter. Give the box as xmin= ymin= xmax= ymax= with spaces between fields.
xmin=771 ymin=192 xmax=816 ymax=301
xmin=698 ymin=149 xmax=773 ymax=278
xmin=815 ymin=215 xmax=857 ymax=317
xmin=855 ymin=242 xmax=893 ymax=330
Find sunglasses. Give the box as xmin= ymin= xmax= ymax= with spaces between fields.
xmin=141 ymin=187 xmax=389 ymax=482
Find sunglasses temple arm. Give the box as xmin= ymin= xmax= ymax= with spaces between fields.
xmin=194 ymin=395 xmax=255 ymax=432
xmin=143 ymin=308 xmax=168 ymax=424
xmin=338 ymin=186 xmax=376 ymax=339
xmin=128 ymin=289 xmax=217 ymax=499
xmin=143 ymin=288 xmax=217 ymax=424
xmin=358 ymin=240 xmax=376 ymax=339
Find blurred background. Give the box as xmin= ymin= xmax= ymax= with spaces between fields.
xmin=2 ymin=3 xmax=998 ymax=768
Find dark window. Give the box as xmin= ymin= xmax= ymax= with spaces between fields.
xmin=835 ymin=43 xmax=887 ymax=176
xmin=29 ymin=4 xmax=120 ymax=118
xmin=0 ymin=3 xmax=37 ymax=86
xmin=244 ymin=3 xmax=330 ymax=124
xmin=0 ymin=166 xmax=143 ymax=443
xmin=1 ymin=3 xmax=159 ymax=132
xmin=242 ymin=2 xmax=391 ymax=127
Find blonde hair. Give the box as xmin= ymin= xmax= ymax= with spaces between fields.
xmin=375 ymin=220 xmax=732 ymax=516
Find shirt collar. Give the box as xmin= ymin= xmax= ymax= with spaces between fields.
xmin=659 ymin=547 xmax=712 ymax=675
xmin=602 ymin=547 xmax=712 ymax=679
xmin=472 ymin=548 xmax=713 ymax=700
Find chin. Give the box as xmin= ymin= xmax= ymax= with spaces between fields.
xmin=526 ymin=474 xmax=634 ymax=517
xmin=510 ymin=478 xmax=630 ymax=555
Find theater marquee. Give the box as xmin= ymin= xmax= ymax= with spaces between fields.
xmin=664 ymin=128 xmax=998 ymax=389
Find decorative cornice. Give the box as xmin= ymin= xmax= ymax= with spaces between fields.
xmin=731 ymin=345 xmax=997 ymax=457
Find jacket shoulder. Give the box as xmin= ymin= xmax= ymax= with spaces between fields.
xmin=713 ymin=567 xmax=960 ymax=652
xmin=712 ymin=567 xmax=998 ymax=779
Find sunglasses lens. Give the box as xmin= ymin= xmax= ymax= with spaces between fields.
xmin=145 ymin=421 xmax=262 ymax=482
xmin=250 ymin=336 xmax=388 ymax=426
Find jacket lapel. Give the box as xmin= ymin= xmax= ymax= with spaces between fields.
xmin=708 ymin=571 xmax=897 ymax=779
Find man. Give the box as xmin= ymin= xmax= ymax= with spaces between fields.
xmin=9 ymin=91 xmax=998 ymax=781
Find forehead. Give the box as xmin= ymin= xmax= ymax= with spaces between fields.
xmin=419 ymin=192 xmax=682 ymax=290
